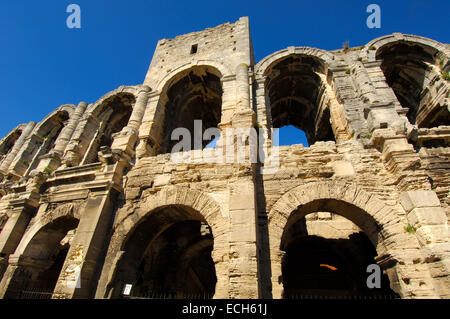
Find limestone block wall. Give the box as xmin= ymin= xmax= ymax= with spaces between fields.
xmin=143 ymin=17 xmax=253 ymax=89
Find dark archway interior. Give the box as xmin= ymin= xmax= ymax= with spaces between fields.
xmin=266 ymin=55 xmax=335 ymax=144
xmin=377 ymin=42 xmax=449 ymax=128
xmin=162 ymin=68 xmax=222 ymax=153
xmin=109 ymin=206 xmax=217 ymax=299
xmin=99 ymin=105 xmax=132 ymax=149
xmin=31 ymin=246 xmax=70 ymax=290
xmin=36 ymin=111 xmax=70 ymax=150
xmin=24 ymin=111 xmax=70 ymax=174
xmin=84 ymin=94 xmax=134 ymax=164
xmin=281 ymin=209 xmax=398 ymax=299
xmin=4 ymin=216 xmax=79 ymax=299
xmin=282 ymin=232 xmax=396 ymax=298
xmin=0 ymin=129 xmax=22 ymax=155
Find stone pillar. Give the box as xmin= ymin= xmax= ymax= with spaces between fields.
xmin=353 ymin=61 xmax=381 ymax=104
xmin=25 ymin=125 xmax=62 ymax=176
xmin=111 ymin=87 xmax=151 ymax=160
xmin=127 ymin=86 xmax=151 ymax=131
xmin=227 ymin=177 xmax=259 ymax=298
xmin=62 ymin=113 xmax=100 ymax=167
xmin=0 ymin=122 xmax=36 ymax=176
xmin=222 ymin=64 xmax=259 ymax=298
xmin=0 ymin=196 xmax=39 ymax=284
xmin=270 ymin=250 xmax=285 ymax=299
xmin=231 ymin=65 xmax=255 ymax=130
xmin=328 ymin=64 xmax=372 ymax=139
xmin=52 ymin=158 xmax=127 ymax=299
xmin=254 ymin=77 xmax=267 ymax=122
xmin=8 ymin=133 xmax=44 ymax=178
xmin=254 ymin=77 xmax=272 ymax=149
xmin=53 ymin=102 xmax=88 ymax=154
xmin=214 ymin=76 xmax=236 ymax=160
xmin=373 ymin=128 xmax=430 ymax=191
xmin=0 ymin=257 xmax=22 ymax=298
xmin=400 ymin=190 xmax=450 ymax=298
xmin=359 ymin=60 xmax=413 ymax=134
xmin=136 ymin=91 xmax=166 ymax=158
xmin=0 ymin=203 xmax=36 ymax=256
xmin=51 ymin=186 xmax=118 ymax=298
xmin=236 ymin=64 xmax=250 ymax=111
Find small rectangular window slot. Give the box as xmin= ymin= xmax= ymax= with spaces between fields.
xmin=190 ymin=44 xmax=198 ymax=54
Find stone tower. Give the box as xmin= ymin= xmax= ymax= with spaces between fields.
xmin=0 ymin=17 xmax=449 ymax=299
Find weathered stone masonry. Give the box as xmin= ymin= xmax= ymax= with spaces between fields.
xmin=0 ymin=17 xmax=449 ymax=299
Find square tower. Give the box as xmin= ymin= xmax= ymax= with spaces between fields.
xmin=143 ymin=17 xmax=254 ymax=89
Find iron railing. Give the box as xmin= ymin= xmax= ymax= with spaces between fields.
xmin=19 ymin=287 xmax=54 ymax=299
xmin=125 ymin=291 xmax=214 ymax=300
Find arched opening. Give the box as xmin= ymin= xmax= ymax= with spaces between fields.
xmin=3 ymin=216 xmax=79 ymax=299
xmin=280 ymin=201 xmax=398 ymax=299
xmin=0 ymin=128 xmax=23 ymax=182
xmin=0 ymin=128 xmax=22 ymax=157
xmin=377 ymin=42 xmax=449 ymax=128
xmin=25 ymin=111 xmax=70 ymax=175
xmin=37 ymin=112 xmax=70 ymax=154
xmin=265 ymin=55 xmax=335 ymax=145
xmin=107 ymin=205 xmax=217 ymax=299
xmin=160 ymin=67 xmax=222 ymax=153
xmin=377 ymin=42 xmax=450 ymax=200
xmin=82 ymin=94 xmax=134 ymax=164
xmin=7 ymin=110 xmax=70 ymax=178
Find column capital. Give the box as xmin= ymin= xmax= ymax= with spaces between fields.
xmin=137 ymin=85 xmax=151 ymax=94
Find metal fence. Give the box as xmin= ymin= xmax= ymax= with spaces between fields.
xmin=283 ymin=293 xmax=400 ymax=300
xmin=19 ymin=287 xmax=54 ymax=299
xmin=125 ymin=291 xmax=214 ymax=300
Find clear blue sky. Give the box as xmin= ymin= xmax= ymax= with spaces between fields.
xmin=0 ymin=0 xmax=448 ymax=144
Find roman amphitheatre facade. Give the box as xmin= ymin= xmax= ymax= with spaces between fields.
xmin=0 ymin=17 xmax=449 ymax=299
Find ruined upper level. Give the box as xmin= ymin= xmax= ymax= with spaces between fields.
xmin=0 ymin=17 xmax=448 ymax=185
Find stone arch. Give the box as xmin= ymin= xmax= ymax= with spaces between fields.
xmin=360 ymin=33 xmax=450 ymax=64
xmin=267 ymin=181 xmax=418 ymax=298
xmin=0 ymin=125 xmax=26 ymax=180
xmin=13 ymin=203 xmax=82 ymax=258
xmin=0 ymin=124 xmax=26 ymax=156
xmin=254 ymin=48 xmax=349 ymax=145
xmin=96 ymin=186 xmax=228 ymax=299
xmin=62 ymin=88 xmax=140 ymax=167
xmin=150 ymin=64 xmax=225 ymax=154
xmin=155 ymin=60 xmax=232 ymax=93
xmin=362 ymin=34 xmax=450 ymax=130
xmin=255 ymin=47 xmax=335 ymax=77
xmin=1 ymin=203 xmax=81 ymax=298
xmin=16 ymin=105 xmax=74 ymax=176
xmin=86 ymin=86 xmax=140 ymax=118
xmin=33 ymin=105 xmax=74 ymax=138
xmin=78 ymin=87 xmax=140 ymax=165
